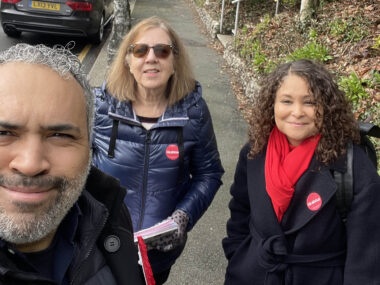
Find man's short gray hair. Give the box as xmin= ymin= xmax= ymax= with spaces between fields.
xmin=0 ymin=43 xmax=94 ymax=143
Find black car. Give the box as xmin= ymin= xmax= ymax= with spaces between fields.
xmin=0 ymin=0 xmax=113 ymax=43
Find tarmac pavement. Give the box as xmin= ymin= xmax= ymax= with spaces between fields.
xmin=89 ymin=0 xmax=248 ymax=284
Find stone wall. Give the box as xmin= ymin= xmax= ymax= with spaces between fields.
xmin=190 ymin=1 xmax=220 ymax=39
xmin=223 ymin=44 xmax=260 ymax=100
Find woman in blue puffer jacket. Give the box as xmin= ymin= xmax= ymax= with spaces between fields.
xmin=92 ymin=16 xmax=224 ymax=284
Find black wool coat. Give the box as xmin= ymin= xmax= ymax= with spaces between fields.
xmin=0 ymin=167 xmax=145 ymax=285
xmin=223 ymin=143 xmax=380 ymax=285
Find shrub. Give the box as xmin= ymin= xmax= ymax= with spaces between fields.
xmin=329 ymin=16 xmax=369 ymax=43
xmin=338 ymin=72 xmax=371 ymax=118
xmin=286 ymin=41 xmax=332 ymax=62
xmin=372 ymin=35 xmax=380 ymax=49
xmin=339 ymin=73 xmax=369 ymax=103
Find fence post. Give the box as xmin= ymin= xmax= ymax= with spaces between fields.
xmin=275 ymin=0 xmax=280 ymax=16
xmin=231 ymin=0 xmax=242 ymax=39
xmin=220 ymin=0 xmax=225 ymax=34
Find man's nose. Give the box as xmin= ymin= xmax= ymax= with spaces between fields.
xmin=9 ymin=137 xmax=50 ymax=177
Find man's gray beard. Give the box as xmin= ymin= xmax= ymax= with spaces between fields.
xmin=0 ymin=156 xmax=91 ymax=245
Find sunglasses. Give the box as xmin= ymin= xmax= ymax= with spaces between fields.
xmin=129 ymin=43 xmax=174 ymax=59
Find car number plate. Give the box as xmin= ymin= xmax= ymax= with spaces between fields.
xmin=30 ymin=1 xmax=60 ymax=11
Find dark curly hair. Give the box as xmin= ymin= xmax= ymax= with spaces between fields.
xmin=248 ymin=59 xmax=360 ymax=165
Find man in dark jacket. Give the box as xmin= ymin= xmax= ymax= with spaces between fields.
xmin=0 ymin=44 xmax=144 ymax=285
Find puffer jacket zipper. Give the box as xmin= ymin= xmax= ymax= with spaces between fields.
xmin=137 ymin=130 xmax=151 ymax=230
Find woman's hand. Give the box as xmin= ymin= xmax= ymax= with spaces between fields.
xmin=147 ymin=209 xmax=189 ymax=252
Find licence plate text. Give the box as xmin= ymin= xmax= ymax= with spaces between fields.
xmin=30 ymin=1 xmax=60 ymax=11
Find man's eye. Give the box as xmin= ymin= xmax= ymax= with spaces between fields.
xmin=50 ymin=133 xmax=74 ymax=139
xmin=0 ymin=130 xmax=13 ymax=136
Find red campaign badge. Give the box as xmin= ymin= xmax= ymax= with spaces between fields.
xmin=306 ymin=192 xmax=322 ymax=211
xmin=166 ymin=144 xmax=179 ymax=160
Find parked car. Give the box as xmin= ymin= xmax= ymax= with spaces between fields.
xmin=0 ymin=0 xmax=113 ymax=43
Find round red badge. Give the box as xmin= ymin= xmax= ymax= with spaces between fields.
xmin=166 ymin=144 xmax=179 ymax=160
xmin=306 ymin=192 xmax=322 ymax=211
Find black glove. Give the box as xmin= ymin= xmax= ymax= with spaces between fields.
xmin=147 ymin=209 xmax=189 ymax=252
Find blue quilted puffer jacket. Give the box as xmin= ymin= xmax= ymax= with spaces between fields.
xmin=92 ymin=81 xmax=224 ymax=272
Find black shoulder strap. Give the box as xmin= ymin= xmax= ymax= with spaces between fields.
xmin=358 ymin=122 xmax=379 ymax=169
xmin=334 ymin=142 xmax=354 ymax=224
xmin=358 ymin=121 xmax=380 ymax=138
xmin=86 ymin=166 xmax=145 ymax=284
xmin=335 ymin=122 xmax=379 ymax=223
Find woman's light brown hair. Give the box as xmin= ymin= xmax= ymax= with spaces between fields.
xmin=106 ymin=16 xmax=195 ymax=105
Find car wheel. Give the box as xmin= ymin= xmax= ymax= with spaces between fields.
xmin=89 ymin=14 xmax=104 ymax=44
xmin=3 ymin=26 xmax=21 ymax=38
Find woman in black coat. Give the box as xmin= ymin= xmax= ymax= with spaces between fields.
xmin=223 ymin=59 xmax=380 ymax=285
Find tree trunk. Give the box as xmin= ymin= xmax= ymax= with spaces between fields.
xmin=107 ymin=0 xmax=131 ymax=66
xmin=300 ymin=0 xmax=319 ymax=22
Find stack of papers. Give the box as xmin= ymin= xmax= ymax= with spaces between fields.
xmin=134 ymin=219 xmax=178 ymax=244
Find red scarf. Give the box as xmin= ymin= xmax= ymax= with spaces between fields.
xmin=265 ymin=126 xmax=321 ymax=222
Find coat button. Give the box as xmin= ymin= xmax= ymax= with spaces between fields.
xmin=104 ymin=235 xmax=121 ymax=253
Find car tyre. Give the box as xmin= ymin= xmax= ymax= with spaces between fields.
xmin=89 ymin=14 xmax=104 ymax=44
xmin=3 ymin=27 xmax=21 ymax=38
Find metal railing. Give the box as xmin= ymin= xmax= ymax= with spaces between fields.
xmin=219 ymin=0 xmax=226 ymax=34
xmin=231 ymin=0 xmax=242 ymax=38
xmin=220 ymin=0 xmax=243 ymax=38
xmin=219 ymin=0 xmax=281 ymax=37
xmin=275 ymin=0 xmax=280 ymax=15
